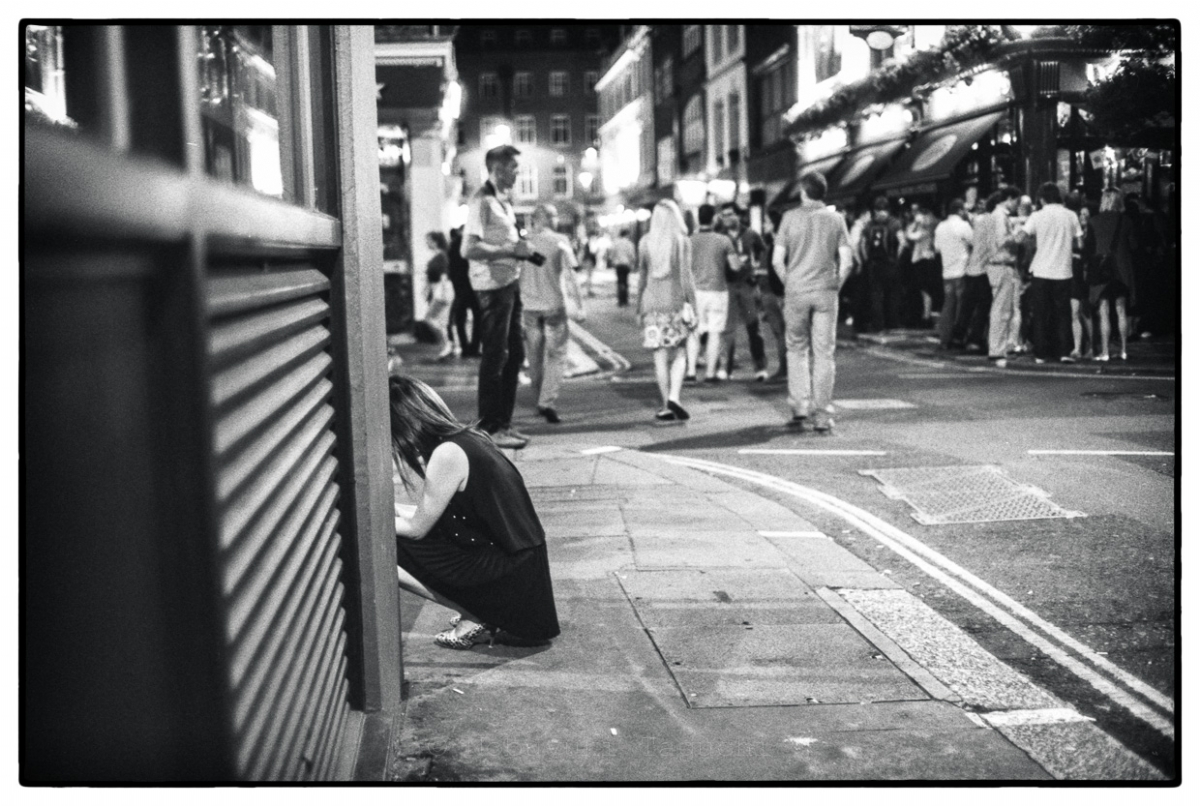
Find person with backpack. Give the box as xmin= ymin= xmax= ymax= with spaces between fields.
xmin=857 ymin=196 xmax=902 ymax=333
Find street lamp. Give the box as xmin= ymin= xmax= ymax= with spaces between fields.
xmin=849 ymin=24 xmax=908 ymax=68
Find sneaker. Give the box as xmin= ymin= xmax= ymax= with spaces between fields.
xmin=716 ymin=369 xmax=729 ymax=381
xmin=667 ymin=400 xmax=690 ymax=421
xmin=989 ymin=356 xmax=1008 ymax=369
xmin=1060 ymin=356 xmax=1076 ymax=364
xmin=812 ymin=413 xmax=834 ymax=432
xmin=1094 ymin=354 xmax=1110 ymax=362
xmin=786 ymin=414 xmax=808 ymax=430
xmin=537 ymin=406 xmax=560 ymax=424
xmin=488 ymin=430 xmax=528 ymax=449
xmin=755 ymin=370 xmax=769 ymax=382
xmin=518 ymin=371 xmax=532 ymax=386
xmin=704 ymin=375 xmax=721 ymax=384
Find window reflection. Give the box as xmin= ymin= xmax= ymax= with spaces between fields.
xmin=198 ymin=25 xmax=285 ymax=198
xmin=24 ymin=25 xmax=74 ymax=129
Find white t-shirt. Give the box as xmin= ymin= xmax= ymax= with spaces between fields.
xmin=520 ymin=230 xmax=579 ymax=312
xmin=933 ymin=216 xmax=974 ymax=280
xmin=1022 ymin=204 xmax=1082 ymax=281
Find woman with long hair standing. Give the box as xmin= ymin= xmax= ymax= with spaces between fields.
xmin=1087 ymin=189 xmax=1139 ymax=361
xmin=635 ymin=199 xmax=698 ymax=422
xmin=390 ymin=375 xmax=560 ymax=649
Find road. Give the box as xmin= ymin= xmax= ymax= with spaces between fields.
xmin=404 ymin=276 xmax=1177 ymax=777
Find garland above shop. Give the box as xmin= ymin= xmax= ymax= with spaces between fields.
xmin=784 ymin=23 xmax=1178 ymax=140
xmin=1082 ymin=58 xmax=1176 ymax=147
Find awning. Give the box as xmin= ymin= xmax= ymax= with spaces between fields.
xmin=767 ymin=152 xmax=846 ymax=211
xmin=823 ymin=137 xmax=909 ymax=205
xmin=871 ymin=111 xmax=1005 ymax=197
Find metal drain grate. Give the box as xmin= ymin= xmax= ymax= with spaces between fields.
xmin=859 ymin=465 xmax=1085 ymax=525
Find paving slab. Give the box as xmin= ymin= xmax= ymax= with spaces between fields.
xmin=630 ymin=531 xmax=787 ymax=569
xmin=540 ymin=507 xmax=627 ymax=537
xmin=765 ymin=534 xmax=903 ymax=590
xmin=638 ymin=622 xmax=930 ymax=708
xmin=548 ymin=535 xmax=634 ymax=580
xmin=617 ymin=567 xmax=816 ymax=601
xmin=621 ymin=504 xmax=750 ymax=533
xmin=591 ymin=458 xmax=674 ymax=486
xmin=519 ymin=457 xmax=599 ymax=487
xmin=705 ymin=490 xmax=819 ymax=532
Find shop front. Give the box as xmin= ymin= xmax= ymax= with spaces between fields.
xmin=821 ymin=136 xmax=909 ymax=210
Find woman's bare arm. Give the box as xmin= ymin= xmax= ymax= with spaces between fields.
xmin=395 ymin=441 xmax=469 ymax=539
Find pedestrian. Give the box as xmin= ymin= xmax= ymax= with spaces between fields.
xmin=1067 ymin=194 xmax=1095 ymax=360
xmin=846 ymin=206 xmax=872 ymax=332
xmin=580 ymin=234 xmax=598 ymax=297
xmin=904 ymin=206 xmax=940 ymax=328
xmin=758 ymin=210 xmax=788 ymax=381
xmin=461 ymin=144 xmax=540 ymax=449
xmin=390 ymin=375 xmax=560 ymax=650
xmin=978 ymin=188 xmax=1022 ymax=368
xmin=1018 ymin=182 xmax=1083 ymax=364
xmin=447 ymin=227 xmax=481 ymax=358
xmin=520 ymin=203 xmax=585 ymax=424
xmin=423 ymin=231 xmax=456 ymax=361
xmin=958 ymin=193 xmax=1002 ymax=353
xmin=773 ymin=171 xmax=854 ymax=432
xmin=685 ymin=204 xmax=738 ymax=383
xmin=857 ymin=196 xmax=903 ymax=333
xmin=718 ymin=203 xmax=769 ymax=381
xmin=933 ymin=198 xmax=973 ymax=350
xmin=609 ymin=228 xmax=637 ymax=307
xmin=635 ymin=199 xmax=698 ymax=422
xmin=1086 ymin=188 xmax=1139 ymax=361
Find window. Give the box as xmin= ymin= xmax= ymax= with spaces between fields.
xmin=480 ymin=30 xmax=497 ymax=47
xmin=550 ymin=114 xmax=571 ymax=145
xmin=480 ymin=116 xmax=506 ymax=145
xmin=683 ymin=94 xmax=704 ymax=155
xmin=549 ymin=71 xmax=569 ymax=97
xmin=479 ymin=72 xmax=499 ymax=99
xmin=683 ymin=24 xmax=701 ymax=57
xmin=713 ymin=99 xmax=725 ymax=166
xmin=513 ymin=71 xmax=532 ymax=98
xmin=515 ymin=115 xmax=536 ymax=145
xmin=585 ymin=71 xmax=599 ymax=94
xmin=758 ymin=60 xmax=793 ymax=146
xmin=514 ymin=29 xmax=532 ymax=46
xmin=727 ymin=91 xmax=741 ymax=160
xmin=553 ymin=164 xmax=571 ymax=197
xmin=551 ymin=28 xmax=567 ymax=45
xmin=814 ymin=26 xmax=842 ymax=83
xmin=585 ymin=114 xmax=600 ymax=144
xmin=710 ymin=26 xmax=725 ymax=64
xmin=726 ymin=25 xmax=741 ymax=55
xmin=515 ymin=162 xmax=537 ymax=198
xmin=657 ymin=136 xmax=677 ymax=185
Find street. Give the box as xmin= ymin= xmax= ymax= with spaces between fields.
xmin=386 ymin=270 xmax=1176 ymax=781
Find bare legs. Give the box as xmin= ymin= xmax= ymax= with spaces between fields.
xmin=396 ymin=565 xmax=483 ymax=635
xmin=1114 ymin=296 xmax=1130 ymax=358
xmin=1094 ymin=296 xmax=1129 ymax=360
xmin=653 ymin=346 xmax=687 ymax=408
xmin=1070 ymin=298 xmax=1093 ymax=358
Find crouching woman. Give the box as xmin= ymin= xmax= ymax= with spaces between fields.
xmin=389 ymin=375 xmax=560 ymax=649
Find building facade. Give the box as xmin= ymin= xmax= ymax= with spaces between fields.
xmin=595 ymin=25 xmax=656 ymax=230
xmin=453 ymin=23 xmax=620 ymax=235
xmin=703 ymin=24 xmax=748 ymax=206
xmin=24 ymin=23 xmax=402 ymax=782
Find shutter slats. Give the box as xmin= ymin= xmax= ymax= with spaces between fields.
xmin=213 ymin=352 xmax=332 ymax=457
xmin=208 ymin=268 xmax=330 ymax=317
xmin=209 ymin=297 xmax=329 ymax=364
xmin=224 ymin=451 xmax=336 ymax=641
xmin=228 ymin=488 xmax=339 ymax=696
xmin=208 ymin=264 xmax=351 ymax=781
xmin=210 ymin=325 xmax=331 ymax=409
xmin=216 ymin=379 xmax=333 ymax=504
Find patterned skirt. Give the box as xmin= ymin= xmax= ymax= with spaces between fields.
xmin=642 ymin=309 xmax=695 ymax=350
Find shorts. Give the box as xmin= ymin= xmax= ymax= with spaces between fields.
xmin=694 ymin=289 xmax=729 ymax=335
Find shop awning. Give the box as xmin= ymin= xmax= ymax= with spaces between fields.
xmin=823 ymin=137 xmax=909 ymax=205
xmin=768 ymin=152 xmax=846 ymax=211
xmin=871 ymin=111 xmax=1005 ymax=197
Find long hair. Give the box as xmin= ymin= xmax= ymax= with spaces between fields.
xmin=426 ymin=230 xmax=448 ymax=252
xmin=388 ymin=375 xmax=481 ymax=490
xmin=644 ymin=199 xmax=688 ymax=280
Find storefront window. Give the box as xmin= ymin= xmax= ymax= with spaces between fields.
xmin=24 ymin=25 xmax=72 ymax=129
xmin=198 ymin=25 xmax=286 ymax=199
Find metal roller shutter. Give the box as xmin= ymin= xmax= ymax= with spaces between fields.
xmin=207 ymin=264 xmax=352 ymax=781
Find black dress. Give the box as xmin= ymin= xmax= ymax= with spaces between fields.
xmin=395 ymin=431 xmax=560 ymax=641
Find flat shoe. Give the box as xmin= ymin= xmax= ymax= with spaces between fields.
xmin=434 ymin=623 xmax=491 ymax=650
xmin=667 ymin=400 xmax=690 ymax=420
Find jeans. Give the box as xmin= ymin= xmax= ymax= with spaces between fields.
xmin=785 ymin=289 xmax=839 ymax=416
xmin=475 ymin=283 xmax=525 ymax=433
xmin=722 ymin=281 xmax=766 ymax=372
xmin=1031 ymin=277 xmax=1073 ymax=361
xmin=865 ymin=263 xmax=900 ymax=332
xmin=956 ymin=274 xmax=992 ymax=347
xmin=449 ymin=278 xmax=481 ymax=354
xmin=614 ymin=264 xmax=631 ymax=306
xmin=759 ymin=285 xmax=787 ymax=374
xmin=986 ymin=264 xmax=1020 ymax=359
xmin=939 ymin=277 xmax=965 ymax=347
xmin=522 ymin=308 xmax=569 ymax=409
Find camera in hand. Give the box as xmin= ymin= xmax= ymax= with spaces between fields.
xmin=525 ymin=251 xmax=546 ymax=266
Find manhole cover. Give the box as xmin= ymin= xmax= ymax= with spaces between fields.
xmin=859 ymin=465 xmax=1084 ymax=525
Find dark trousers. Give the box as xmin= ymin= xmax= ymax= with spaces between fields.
xmin=614 ymin=264 xmax=631 ymax=306
xmin=955 ymin=274 xmax=992 ymax=348
xmin=1031 ymin=277 xmax=1073 ymax=361
xmin=450 ymin=279 xmax=481 ymax=355
xmin=475 ymin=283 xmax=525 ymax=433
xmin=865 ymin=264 xmax=901 ymax=332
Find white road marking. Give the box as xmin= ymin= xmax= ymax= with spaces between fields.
xmin=835 ymin=399 xmax=917 ymax=410
xmin=569 ymin=321 xmax=632 ymax=372
xmin=652 ymin=454 xmax=1176 ymax=740
xmin=757 ymin=530 xmax=828 ymax=538
xmin=1029 ymin=450 xmax=1174 ymax=456
xmin=982 ymin=708 xmax=1095 ymax=727
xmin=579 ymin=446 xmax=624 ymax=455
xmin=738 ymin=449 xmax=889 ymax=456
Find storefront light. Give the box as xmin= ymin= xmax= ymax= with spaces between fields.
xmin=578 ymin=171 xmax=594 ymax=190
xmin=676 ymin=179 xmax=708 ymax=208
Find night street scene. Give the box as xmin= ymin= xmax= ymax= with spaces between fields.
xmin=21 ymin=20 xmax=1180 ymax=786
